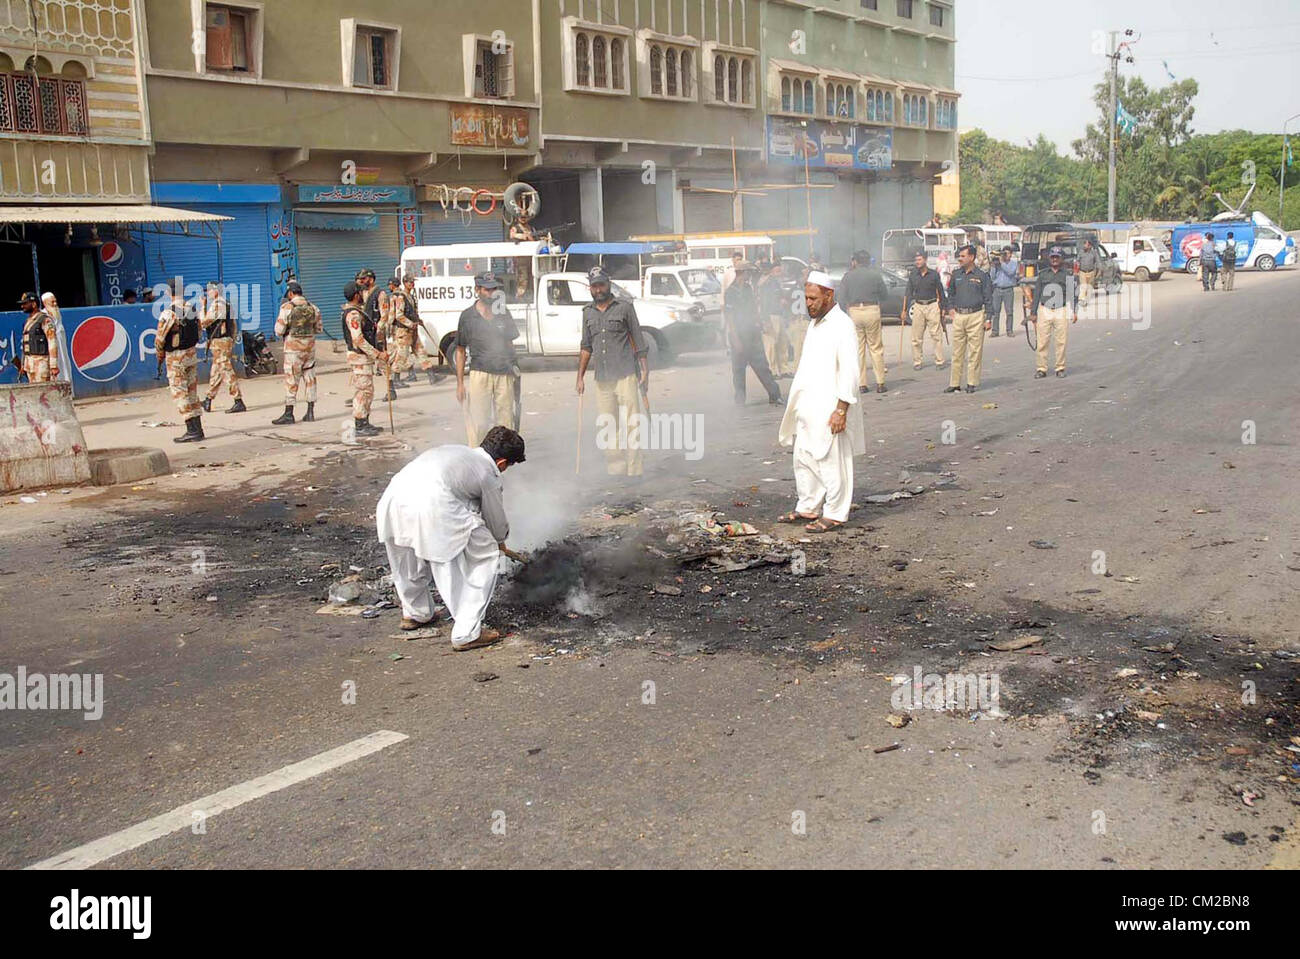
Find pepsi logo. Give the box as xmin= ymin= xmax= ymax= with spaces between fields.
xmin=99 ymin=242 xmax=124 ymax=267
xmin=1181 ymin=235 xmax=1204 ymax=259
xmin=71 ymin=315 xmax=130 ymax=382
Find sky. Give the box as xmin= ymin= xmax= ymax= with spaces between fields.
xmin=955 ymin=0 xmax=1300 ymax=153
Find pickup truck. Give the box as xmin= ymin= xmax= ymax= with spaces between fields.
xmin=415 ymin=271 xmax=713 ymax=368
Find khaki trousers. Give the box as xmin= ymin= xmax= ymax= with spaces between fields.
xmin=22 ymin=356 xmax=53 ymax=382
xmin=1222 ymin=265 xmax=1236 ymax=291
xmin=787 ymin=318 xmax=809 ymax=368
xmin=849 ymin=304 xmax=885 ymax=388
xmin=948 ymin=310 xmax=987 ymax=388
xmin=763 ymin=314 xmax=793 ymax=376
xmin=910 ymin=301 xmax=945 ymax=367
xmin=1035 ymin=306 xmax=1070 ymax=373
xmin=467 ymin=370 xmax=520 ymax=444
xmin=594 ymin=373 xmax=644 ymax=477
xmin=1079 ymin=270 xmax=1097 ymax=305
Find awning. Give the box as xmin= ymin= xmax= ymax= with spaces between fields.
xmin=0 ymin=204 xmax=233 ymax=224
xmin=769 ymin=58 xmax=820 ymax=77
xmin=294 ymin=208 xmax=380 ymax=231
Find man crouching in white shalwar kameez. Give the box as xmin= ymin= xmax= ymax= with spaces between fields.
xmin=376 ymin=426 xmax=526 ymax=650
xmin=777 ymin=271 xmax=865 ymax=533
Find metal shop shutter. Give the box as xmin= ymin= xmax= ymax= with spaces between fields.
xmin=296 ymin=222 xmax=401 ymax=338
xmin=419 ymin=208 xmax=505 ymax=246
xmin=683 ymin=192 xmax=735 ymax=234
xmin=140 ymin=203 xmax=276 ymax=331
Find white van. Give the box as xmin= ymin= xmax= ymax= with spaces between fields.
xmin=1100 ymin=236 xmax=1168 ymax=281
xmin=684 ymin=235 xmax=777 ymax=272
xmin=397 ymin=241 xmax=714 ymax=364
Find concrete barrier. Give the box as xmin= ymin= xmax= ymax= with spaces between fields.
xmin=1 ymin=382 xmax=91 ymax=492
xmin=88 ymin=447 xmax=170 ymax=487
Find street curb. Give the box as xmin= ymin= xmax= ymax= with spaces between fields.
xmin=88 ymin=447 xmax=171 ymax=487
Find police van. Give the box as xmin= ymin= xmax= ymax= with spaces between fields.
xmin=1170 ymin=212 xmax=1296 ymax=273
xmin=397 ymin=241 xmax=713 ymax=366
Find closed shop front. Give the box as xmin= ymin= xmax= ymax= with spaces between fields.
xmin=419 ymin=206 xmax=505 ymax=247
xmin=142 ymin=183 xmax=280 ymax=332
xmin=293 ymin=185 xmax=413 ymax=338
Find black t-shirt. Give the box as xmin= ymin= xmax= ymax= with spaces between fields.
xmin=456 ymin=303 xmax=519 ymax=375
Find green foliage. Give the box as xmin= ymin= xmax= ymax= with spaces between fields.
xmin=958 ymin=73 xmax=1300 ymax=230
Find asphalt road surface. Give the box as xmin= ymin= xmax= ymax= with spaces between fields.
xmin=2 ymin=269 xmax=1297 ymax=869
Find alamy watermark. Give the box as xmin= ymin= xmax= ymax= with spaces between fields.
xmin=891 ymin=666 xmax=1000 ymax=713
xmin=595 ymin=408 xmax=704 ymax=461
xmin=0 ymin=668 xmax=103 ymax=720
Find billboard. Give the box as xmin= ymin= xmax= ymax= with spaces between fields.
xmin=767 ymin=117 xmax=893 ymax=172
xmin=0 ymin=304 xmax=179 ymax=399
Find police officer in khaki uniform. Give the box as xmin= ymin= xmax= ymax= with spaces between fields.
xmin=342 ymin=281 xmax=386 ymax=437
xmin=576 ymin=266 xmax=651 ymax=477
xmin=156 ymin=280 xmax=205 ymax=442
xmin=943 ymin=245 xmax=993 ymax=394
xmin=903 ymin=251 xmax=947 ymax=370
xmin=17 ymin=292 xmax=59 ymax=383
xmin=200 ymin=280 xmax=245 ymax=414
xmin=1030 ymin=246 xmax=1078 ymax=378
xmin=394 ymin=273 xmax=439 ymax=385
xmin=456 ymin=272 xmax=520 ymax=443
xmin=840 ymin=250 xmax=890 ymax=394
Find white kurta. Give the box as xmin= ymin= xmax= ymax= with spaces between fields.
xmin=42 ymin=298 xmax=71 ymax=390
xmin=376 ymin=445 xmax=508 ymax=644
xmin=778 ymin=304 xmax=864 ymax=523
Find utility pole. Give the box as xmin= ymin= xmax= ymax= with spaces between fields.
xmin=1105 ymin=29 xmax=1137 ymax=222
xmin=1107 ymin=31 xmax=1119 ymax=222
xmin=1282 ymin=114 xmax=1300 ymax=226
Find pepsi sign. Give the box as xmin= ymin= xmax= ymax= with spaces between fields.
xmin=70 ymin=315 xmax=132 ymax=382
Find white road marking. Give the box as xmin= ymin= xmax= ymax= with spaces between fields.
xmin=27 ymin=730 xmax=409 ymax=870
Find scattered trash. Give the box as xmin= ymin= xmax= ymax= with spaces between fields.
xmin=205 ymin=595 xmax=217 ymax=603
xmin=1135 ymin=710 xmax=1162 ymax=722
xmin=873 ymin=743 xmax=902 ymax=754
xmin=329 ymin=581 xmax=362 ymax=605
xmin=888 ymin=559 xmax=909 ymax=572
xmin=1115 ymin=667 xmax=1140 ymax=679
xmin=1222 ymin=832 xmax=1247 ymax=846
xmin=981 ymin=402 xmax=997 ymax=410
xmin=472 ymin=671 xmax=499 ymax=683
xmin=988 ymin=635 xmax=1043 ymax=652
xmin=1029 ymin=540 xmax=1057 ymax=550
xmin=18 ymin=496 xmax=37 ymax=504
xmin=652 ymin=584 xmax=683 ymax=596
xmin=388 ymin=653 xmax=404 ymax=662
xmin=886 ymin=714 xmax=911 ymax=729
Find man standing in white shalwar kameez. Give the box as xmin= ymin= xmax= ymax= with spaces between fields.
xmin=777 ymin=272 xmax=865 ymax=533
xmin=376 ymin=426 xmax=526 ymax=650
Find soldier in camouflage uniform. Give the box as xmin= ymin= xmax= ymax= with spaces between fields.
xmin=272 ymin=280 xmax=323 ymax=425
xmin=400 ymin=273 xmax=442 ymax=383
xmin=358 ymin=267 xmax=399 ymax=399
xmin=156 ymin=281 xmax=204 ymax=443
xmin=342 ymin=281 xmax=386 ymax=437
xmin=200 ymin=281 xmax=246 ymax=414
xmin=17 ymin=292 xmax=59 ymax=383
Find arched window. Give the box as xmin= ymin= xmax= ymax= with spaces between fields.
xmin=920 ymin=97 xmax=927 ymax=126
xmin=803 ymin=79 xmax=814 ymax=114
xmin=650 ymin=44 xmax=663 ymax=95
xmin=847 ymin=86 xmax=855 ymax=118
xmin=680 ymin=50 xmax=693 ymax=97
xmin=714 ymin=54 xmax=725 ymax=101
xmin=727 ymin=56 xmax=738 ymax=103
xmin=611 ymin=38 xmax=625 ymax=90
xmin=740 ymin=58 xmax=752 ymax=104
xmin=576 ymin=33 xmax=590 ymax=86
xmin=666 ymin=48 xmax=677 ymax=96
xmin=903 ymin=95 xmax=912 ymax=125
xmin=593 ymin=35 xmax=608 ymax=88
xmin=781 ymin=76 xmax=791 ymax=112
xmin=885 ymin=92 xmax=893 ymax=121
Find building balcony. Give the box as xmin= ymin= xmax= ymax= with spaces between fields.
xmin=0 ymin=137 xmax=149 ymax=202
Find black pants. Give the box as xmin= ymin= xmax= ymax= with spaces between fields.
xmin=731 ymin=325 xmax=780 ymax=403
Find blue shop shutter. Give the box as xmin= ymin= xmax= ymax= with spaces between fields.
xmin=296 ymin=222 xmax=401 ymax=339
xmin=139 ymin=203 xmax=277 ymax=333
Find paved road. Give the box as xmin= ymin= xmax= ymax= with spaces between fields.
xmin=2 ymin=269 xmax=1297 ymax=869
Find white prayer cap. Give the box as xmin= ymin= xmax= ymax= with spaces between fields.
xmin=41 ymin=292 xmax=56 ymax=304
xmin=805 ymin=270 xmax=834 ymax=290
